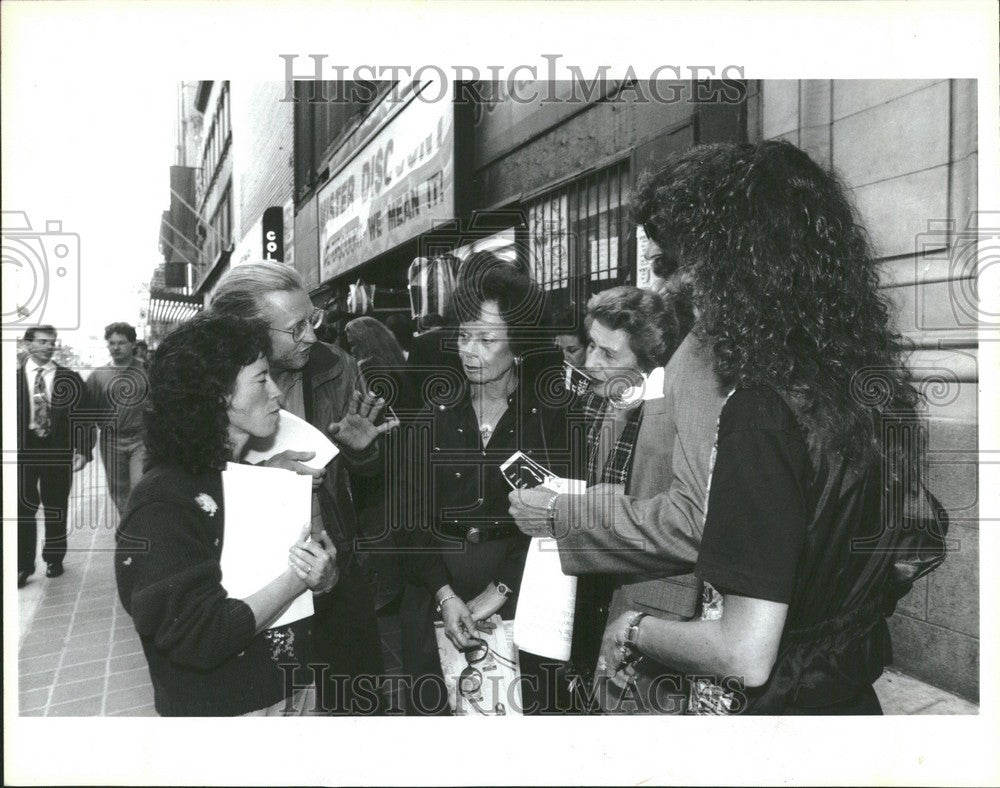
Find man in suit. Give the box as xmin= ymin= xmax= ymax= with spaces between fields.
xmin=17 ymin=325 xmax=93 ymax=587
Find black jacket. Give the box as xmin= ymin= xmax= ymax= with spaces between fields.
xmin=398 ymin=372 xmax=570 ymax=608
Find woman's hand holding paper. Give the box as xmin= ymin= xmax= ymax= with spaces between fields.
xmin=288 ymin=524 xmax=339 ymax=594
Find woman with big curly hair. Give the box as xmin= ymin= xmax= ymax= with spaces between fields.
xmin=115 ymin=313 xmax=338 ymax=716
xmin=594 ymin=140 xmax=947 ymax=715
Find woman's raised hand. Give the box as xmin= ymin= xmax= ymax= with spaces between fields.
xmin=288 ymin=524 xmax=339 ymax=594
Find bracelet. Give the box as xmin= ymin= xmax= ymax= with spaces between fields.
xmin=435 ymin=593 xmax=459 ymax=613
xmin=623 ymin=611 xmax=648 ymax=657
xmin=545 ymin=492 xmax=560 ymax=537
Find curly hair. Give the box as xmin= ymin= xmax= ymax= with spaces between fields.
xmin=585 ymin=286 xmax=680 ymax=373
xmin=143 ymin=312 xmax=271 ymax=475
xmin=632 ymin=140 xmax=918 ymax=465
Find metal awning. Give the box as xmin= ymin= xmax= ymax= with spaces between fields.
xmin=148 ymin=288 xmax=203 ymax=326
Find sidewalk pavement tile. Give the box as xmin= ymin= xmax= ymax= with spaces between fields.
xmin=47 ymin=696 xmax=104 ymax=717
xmin=61 ymin=644 xmax=112 ymax=667
xmin=107 ymin=667 xmax=151 ymax=693
xmin=19 ymin=670 xmax=56 ymax=693
xmin=64 ymin=630 xmax=112 ymax=650
xmin=34 ymin=602 xmax=77 ymax=618
xmin=58 ymin=659 xmax=109 ymax=684
xmin=105 ymin=685 xmax=155 ymax=715
xmin=109 ymin=652 xmax=149 ymax=673
xmin=69 ymin=618 xmax=114 ymax=638
xmin=31 ymin=613 xmax=73 ymax=630
xmin=19 ymin=688 xmax=51 ymax=711
xmin=110 ymin=638 xmax=145 ymax=658
xmin=19 ymin=641 xmax=65 ymax=660
xmin=109 ymin=703 xmax=156 ymax=717
xmin=49 ymin=676 xmax=106 ymax=706
xmin=20 ymin=653 xmax=62 ymax=675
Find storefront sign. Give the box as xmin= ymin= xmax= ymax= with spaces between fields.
xmin=318 ymin=81 xmax=455 ymax=283
xmin=262 ymin=206 xmax=284 ymax=261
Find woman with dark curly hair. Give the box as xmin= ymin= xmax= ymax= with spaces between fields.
xmin=116 ymin=312 xmax=338 ymax=716
xmin=592 ymin=140 xmax=947 ymax=715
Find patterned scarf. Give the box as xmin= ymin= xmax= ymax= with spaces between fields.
xmin=582 ymin=390 xmax=644 ymax=489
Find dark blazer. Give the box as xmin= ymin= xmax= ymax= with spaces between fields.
xmin=17 ymin=361 xmax=93 ymax=459
xmin=400 ymin=374 xmax=570 ymax=609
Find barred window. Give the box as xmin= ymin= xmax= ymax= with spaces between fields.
xmin=527 ymin=160 xmax=631 ymax=306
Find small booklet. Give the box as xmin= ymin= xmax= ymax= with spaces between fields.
xmin=242 ymin=409 xmax=339 ymax=470
xmin=499 ymin=451 xmax=584 ymax=496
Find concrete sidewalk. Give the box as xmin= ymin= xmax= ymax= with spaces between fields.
xmin=17 ymin=457 xmax=977 ymax=717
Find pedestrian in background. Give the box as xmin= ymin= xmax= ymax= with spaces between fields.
xmin=17 ymin=325 xmax=93 ymax=587
xmin=85 ymin=322 xmax=150 ymax=514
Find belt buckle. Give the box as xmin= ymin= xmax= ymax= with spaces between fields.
xmin=466 ymin=527 xmax=482 ymax=544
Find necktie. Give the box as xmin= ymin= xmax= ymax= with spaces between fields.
xmin=33 ymin=367 xmax=51 ymax=438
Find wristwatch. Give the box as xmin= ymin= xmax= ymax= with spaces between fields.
xmin=623 ymin=611 xmax=647 ymax=658
xmin=493 ymin=580 xmax=513 ymax=598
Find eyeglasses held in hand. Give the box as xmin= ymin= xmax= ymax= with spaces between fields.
xmin=270 ymin=307 xmax=324 ymax=343
xmin=457 ymin=637 xmax=517 ymax=715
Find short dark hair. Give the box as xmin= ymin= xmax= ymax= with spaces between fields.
xmin=105 ymin=322 xmax=137 ymax=343
xmin=550 ymin=306 xmax=589 ymax=348
xmin=134 ymin=340 xmax=149 ymax=352
xmin=453 ymin=252 xmax=547 ymax=357
xmin=24 ymin=325 xmax=57 ymax=342
xmin=586 ymin=286 xmax=679 ymax=373
xmin=144 ymin=313 xmax=271 ymax=475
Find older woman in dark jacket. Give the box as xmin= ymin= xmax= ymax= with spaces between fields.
xmin=397 ymin=254 xmax=569 ymax=715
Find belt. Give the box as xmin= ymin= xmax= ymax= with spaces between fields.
xmin=438 ymin=521 xmax=519 ymax=544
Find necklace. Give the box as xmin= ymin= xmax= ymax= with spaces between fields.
xmin=475 ymin=397 xmax=509 ymax=445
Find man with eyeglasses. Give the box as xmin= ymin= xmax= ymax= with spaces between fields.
xmin=211 ymin=262 xmax=400 ymax=715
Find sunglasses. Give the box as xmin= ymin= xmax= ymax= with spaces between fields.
xmin=457 ymin=637 xmax=517 ymax=715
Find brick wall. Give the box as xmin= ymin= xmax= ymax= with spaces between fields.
xmin=753 ymin=79 xmax=980 ymax=700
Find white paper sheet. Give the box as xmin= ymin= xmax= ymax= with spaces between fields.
xmin=220 ymin=462 xmax=314 ymax=628
xmin=242 ymin=409 xmax=339 ymax=469
xmin=513 ymin=476 xmax=586 ymax=662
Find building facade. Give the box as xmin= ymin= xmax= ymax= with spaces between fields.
xmin=751 ymin=79 xmax=980 ymax=701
